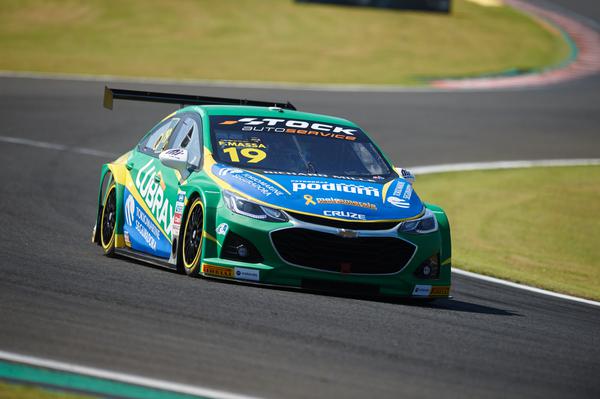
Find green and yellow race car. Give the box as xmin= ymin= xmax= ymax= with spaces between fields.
xmin=92 ymin=87 xmax=451 ymax=298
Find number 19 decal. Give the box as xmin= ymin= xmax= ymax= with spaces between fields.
xmin=223 ymin=147 xmax=266 ymax=163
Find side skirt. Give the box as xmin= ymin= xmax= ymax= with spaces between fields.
xmin=115 ymin=247 xmax=178 ymax=271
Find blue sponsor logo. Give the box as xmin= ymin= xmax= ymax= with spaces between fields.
xmin=212 ymin=163 xmax=424 ymax=221
xmin=123 ymin=189 xmax=171 ymax=258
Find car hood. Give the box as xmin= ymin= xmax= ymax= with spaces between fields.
xmin=211 ymin=163 xmax=424 ymax=221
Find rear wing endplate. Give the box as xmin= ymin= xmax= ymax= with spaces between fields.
xmin=103 ymin=86 xmax=296 ymax=110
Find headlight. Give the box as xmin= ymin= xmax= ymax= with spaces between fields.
xmin=222 ymin=190 xmax=288 ymax=222
xmin=398 ymin=208 xmax=438 ymax=234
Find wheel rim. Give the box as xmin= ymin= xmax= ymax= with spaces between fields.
xmin=100 ymin=186 xmax=116 ymax=249
xmin=183 ymin=201 xmax=203 ymax=268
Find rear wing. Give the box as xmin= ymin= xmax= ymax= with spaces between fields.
xmin=103 ymin=86 xmax=296 ymax=110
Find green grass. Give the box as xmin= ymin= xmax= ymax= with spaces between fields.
xmin=414 ymin=166 xmax=600 ymax=301
xmin=0 ymin=381 xmax=95 ymax=399
xmin=0 ymin=0 xmax=569 ymax=85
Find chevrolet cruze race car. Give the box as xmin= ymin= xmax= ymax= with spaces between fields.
xmin=92 ymin=87 xmax=451 ymax=299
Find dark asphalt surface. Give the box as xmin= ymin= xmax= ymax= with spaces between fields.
xmin=1 ymin=1 xmax=600 ymax=398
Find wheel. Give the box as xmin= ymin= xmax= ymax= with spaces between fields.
xmin=179 ymin=197 xmax=204 ymax=276
xmin=100 ymin=182 xmax=117 ymax=256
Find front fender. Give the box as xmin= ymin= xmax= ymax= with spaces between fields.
xmin=92 ymin=152 xmax=131 ymax=244
xmin=173 ymin=185 xmax=221 ymax=265
xmin=426 ymin=203 xmax=452 ymax=268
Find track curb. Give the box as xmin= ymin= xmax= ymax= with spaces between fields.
xmin=0 ymin=351 xmax=259 ymax=399
xmin=1 ymin=1 xmax=598 ymax=92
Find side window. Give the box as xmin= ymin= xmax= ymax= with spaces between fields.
xmin=138 ymin=117 xmax=180 ymax=155
xmin=168 ymin=114 xmax=203 ymax=169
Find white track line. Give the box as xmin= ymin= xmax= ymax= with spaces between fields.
xmin=2 ymin=131 xmax=599 ymax=307
xmin=399 ymin=159 xmax=600 ymax=308
xmin=452 ymin=269 xmax=600 ymax=308
xmin=0 ymin=70 xmax=455 ymax=93
xmin=0 ymin=350 xmax=261 ymax=399
xmin=406 ymin=158 xmax=600 ymax=174
xmin=0 ymin=135 xmax=117 ymax=158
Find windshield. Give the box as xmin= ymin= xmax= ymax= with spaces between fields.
xmin=209 ymin=115 xmax=392 ymax=177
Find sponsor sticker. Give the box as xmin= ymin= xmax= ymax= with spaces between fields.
xmin=135 ymin=218 xmax=157 ymax=251
xmin=316 ymin=197 xmax=377 ymax=210
xmin=124 ymin=231 xmax=131 ymax=247
xmin=218 ymin=117 xmax=358 ymax=141
xmin=412 ymin=285 xmax=432 ymax=296
xmin=172 ymin=213 xmax=182 ymax=236
xmin=202 ymin=264 xmax=234 ymax=278
xmin=392 ymin=181 xmax=405 ymax=197
xmin=264 ymin=170 xmax=377 ymax=182
xmin=123 ymin=187 xmax=171 ymax=257
xmin=323 ymin=210 xmax=366 ymax=220
xmin=430 ymin=286 xmax=450 ymax=296
xmin=216 ymin=223 xmax=229 ymax=236
xmin=219 ymin=139 xmax=266 ymax=149
xmin=124 ymin=194 xmax=135 ymax=227
xmin=403 ymin=185 xmax=413 ymax=200
xmin=218 ymin=167 xmax=245 ymax=177
xmin=387 ymin=196 xmax=410 ymax=209
xmin=135 ymin=159 xmax=174 ymax=237
xmin=292 ymin=181 xmax=380 ymax=197
xmin=264 ymin=170 xmax=328 ymax=178
xmin=215 ymin=166 xmax=285 ymax=197
xmin=391 ymin=180 xmax=413 ymax=201
xmin=400 ymin=168 xmax=415 ymax=182
xmin=172 ymin=191 xmax=186 ymax=236
xmin=234 ymin=267 xmax=260 ymax=282
xmin=166 ymin=148 xmax=185 ymax=157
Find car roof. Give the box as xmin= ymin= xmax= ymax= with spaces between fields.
xmin=182 ymin=105 xmax=360 ymax=128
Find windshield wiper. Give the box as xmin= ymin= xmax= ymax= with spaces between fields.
xmin=291 ymin=136 xmax=316 ymax=173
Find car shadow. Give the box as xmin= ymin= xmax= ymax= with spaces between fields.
xmin=393 ymin=297 xmax=521 ymax=316
xmin=312 ymin=291 xmax=521 ymax=316
xmin=101 ymin=252 xmax=519 ymax=317
xmin=196 ymin=275 xmax=520 ymax=316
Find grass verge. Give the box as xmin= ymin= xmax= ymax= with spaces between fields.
xmin=0 ymin=0 xmax=568 ymax=85
xmin=415 ymin=166 xmax=600 ymax=301
xmin=0 ymin=381 xmax=94 ymax=399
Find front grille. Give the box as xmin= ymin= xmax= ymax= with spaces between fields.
xmin=271 ymin=228 xmax=416 ymax=274
xmin=286 ymin=211 xmax=400 ymax=230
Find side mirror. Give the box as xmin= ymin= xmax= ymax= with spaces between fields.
xmin=395 ymin=167 xmax=415 ymax=184
xmin=159 ymin=148 xmax=189 ymax=174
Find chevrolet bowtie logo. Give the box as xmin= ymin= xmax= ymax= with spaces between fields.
xmin=337 ymin=229 xmax=358 ymax=238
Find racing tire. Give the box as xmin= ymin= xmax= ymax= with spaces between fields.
xmin=179 ymin=197 xmax=204 ymax=276
xmin=100 ymin=182 xmax=117 ymax=256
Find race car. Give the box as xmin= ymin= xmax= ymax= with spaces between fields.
xmin=92 ymin=87 xmax=451 ymax=299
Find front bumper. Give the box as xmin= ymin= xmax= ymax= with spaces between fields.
xmin=201 ymin=206 xmax=451 ymax=299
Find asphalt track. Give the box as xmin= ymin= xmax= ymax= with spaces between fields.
xmin=1 ymin=1 xmax=600 ymax=398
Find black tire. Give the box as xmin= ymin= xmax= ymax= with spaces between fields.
xmin=179 ymin=197 xmax=204 ymax=276
xmin=100 ymin=182 xmax=117 ymax=256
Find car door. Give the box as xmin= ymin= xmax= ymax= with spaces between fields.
xmin=123 ymin=113 xmax=202 ymax=259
